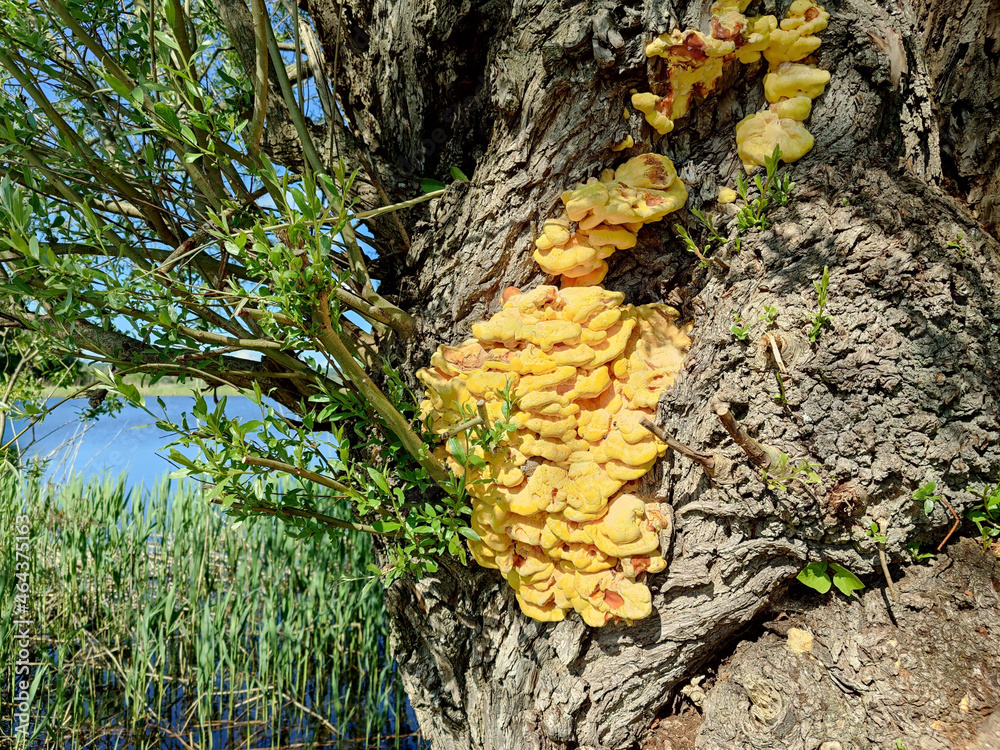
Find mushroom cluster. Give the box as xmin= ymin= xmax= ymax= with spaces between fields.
xmin=632 ymin=0 xmax=830 ymax=169
xmin=534 ymin=153 xmax=687 ymax=286
xmin=418 ymin=285 xmax=692 ymax=624
xmin=735 ymin=59 xmax=830 ymax=170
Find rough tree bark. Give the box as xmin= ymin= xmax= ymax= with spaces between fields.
xmin=294 ymin=0 xmax=1000 ymax=746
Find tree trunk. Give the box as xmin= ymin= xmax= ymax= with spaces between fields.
xmin=298 ymin=0 xmax=1000 ymax=746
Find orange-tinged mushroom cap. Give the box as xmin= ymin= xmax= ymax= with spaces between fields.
xmin=559 ymin=262 xmax=609 ymax=288
xmin=500 ymin=463 xmax=569 ymax=515
xmin=620 ymin=552 xmax=668 ymax=579
xmin=734 ymin=15 xmax=777 ymax=63
xmin=581 ymin=224 xmax=639 ymax=250
xmin=546 ymin=513 xmax=595 ymax=545
xmin=614 ymin=152 xmax=677 ymax=189
xmin=550 ymin=542 xmax=615 ymax=573
xmin=515 ymin=594 xmax=566 ymax=622
xmin=562 ymin=179 xmax=610 ymax=223
xmin=631 ymin=92 xmax=675 ymax=135
xmin=601 ymin=576 xmax=653 ymax=622
xmin=762 ymin=27 xmax=823 ymax=67
xmin=534 ymin=215 xmax=572 ymax=251
xmin=562 ymin=457 xmax=625 ymax=521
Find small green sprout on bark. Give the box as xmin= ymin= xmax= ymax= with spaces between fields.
xmin=735 ymin=145 xmax=794 ymax=232
xmin=913 ymin=480 xmax=962 ymax=552
xmin=420 ymin=165 xmax=471 ymax=193
xmin=967 ymin=481 xmax=1000 ymax=552
xmin=760 ymin=453 xmax=821 ymax=492
xmin=914 ymin=481 xmax=943 ymax=516
xmin=796 ymin=561 xmax=865 ymax=596
xmin=674 ymin=224 xmax=712 ymax=269
xmin=809 ymin=265 xmax=832 ymax=342
xmin=730 ymin=312 xmax=751 ymax=340
xmin=674 ymin=147 xmax=795 ymax=270
xmin=948 ymin=231 xmax=966 ymax=256
xmin=866 ymin=521 xmax=887 ymax=544
xmin=674 ymin=218 xmax=730 ymax=271
xmin=905 ymin=542 xmax=935 ymax=562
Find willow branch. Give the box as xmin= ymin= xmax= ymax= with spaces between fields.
xmin=247 ymin=0 xmax=268 ymax=151
xmin=241 ymin=454 xmax=357 ymax=497
xmin=314 ymin=291 xmax=450 ymax=485
xmin=212 ymin=498 xmax=383 ymax=536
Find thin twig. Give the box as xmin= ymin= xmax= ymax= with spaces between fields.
xmin=353 ymin=189 xmax=444 ymax=220
xmin=314 ymin=290 xmax=450 ymax=485
xmin=714 ymin=402 xmax=775 ymax=469
xmin=241 ymin=454 xmax=356 ymax=497
xmin=877 ymin=519 xmax=899 ymax=602
xmin=437 ymin=416 xmax=483 ymax=441
xmin=210 ymin=497 xmax=383 ymax=536
xmin=936 ymin=495 xmax=961 ymax=551
xmin=766 ymin=333 xmax=787 ymax=373
xmin=639 ymin=417 xmax=716 ymax=472
xmin=154 ymin=188 xmax=267 ymax=275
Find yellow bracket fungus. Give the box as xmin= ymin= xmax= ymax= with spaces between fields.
xmin=735 ymin=110 xmax=814 ymax=171
xmin=611 ymin=135 xmax=635 ymax=152
xmin=418 ymin=0 xmax=835 ymax=629
xmin=533 ymin=153 xmax=687 ymax=285
xmin=631 ymin=92 xmax=674 ymax=136
xmin=634 ymin=0 xmax=830 ymax=170
xmin=418 ymin=286 xmax=692 ymax=625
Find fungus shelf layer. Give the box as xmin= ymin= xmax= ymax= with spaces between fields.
xmin=535 ymin=153 xmax=687 ymax=287
xmin=633 ymin=0 xmax=830 ymax=169
xmin=418 ymin=286 xmax=691 ymax=625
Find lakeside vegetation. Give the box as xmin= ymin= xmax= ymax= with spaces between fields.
xmin=0 ymin=469 xmax=421 ymax=749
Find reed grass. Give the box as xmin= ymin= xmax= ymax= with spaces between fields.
xmin=0 ymin=469 xmax=422 ymax=749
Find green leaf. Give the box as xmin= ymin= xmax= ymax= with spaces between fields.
xmin=458 ymin=526 xmax=480 ymax=541
xmin=153 ymin=30 xmax=181 ymax=51
xmin=796 ymin=562 xmax=831 ymax=594
xmin=420 ymin=178 xmax=446 ymax=194
xmin=366 ymin=467 xmax=390 ymax=495
xmin=829 ymin=563 xmax=865 ymax=596
xmin=372 ymin=520 xmax=401 ymax=533
xmin=153 ymin=102 xmax=181 ymax=133
xmin=105 ymin=74 xmax=133 ymax=101
xmin=117 ymin=382 xmax=142 ymax=406
xmin=449 ymin=166 xmax=470 ymax=182
xmin=447 ymin=436 xmax=467 ymax=465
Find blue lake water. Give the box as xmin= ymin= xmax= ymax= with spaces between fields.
xmin=3 ymin=396 xmax=288 ymax=489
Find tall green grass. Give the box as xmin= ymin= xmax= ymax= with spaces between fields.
xmin=0 ymin=469 xmax=421 ymax=749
